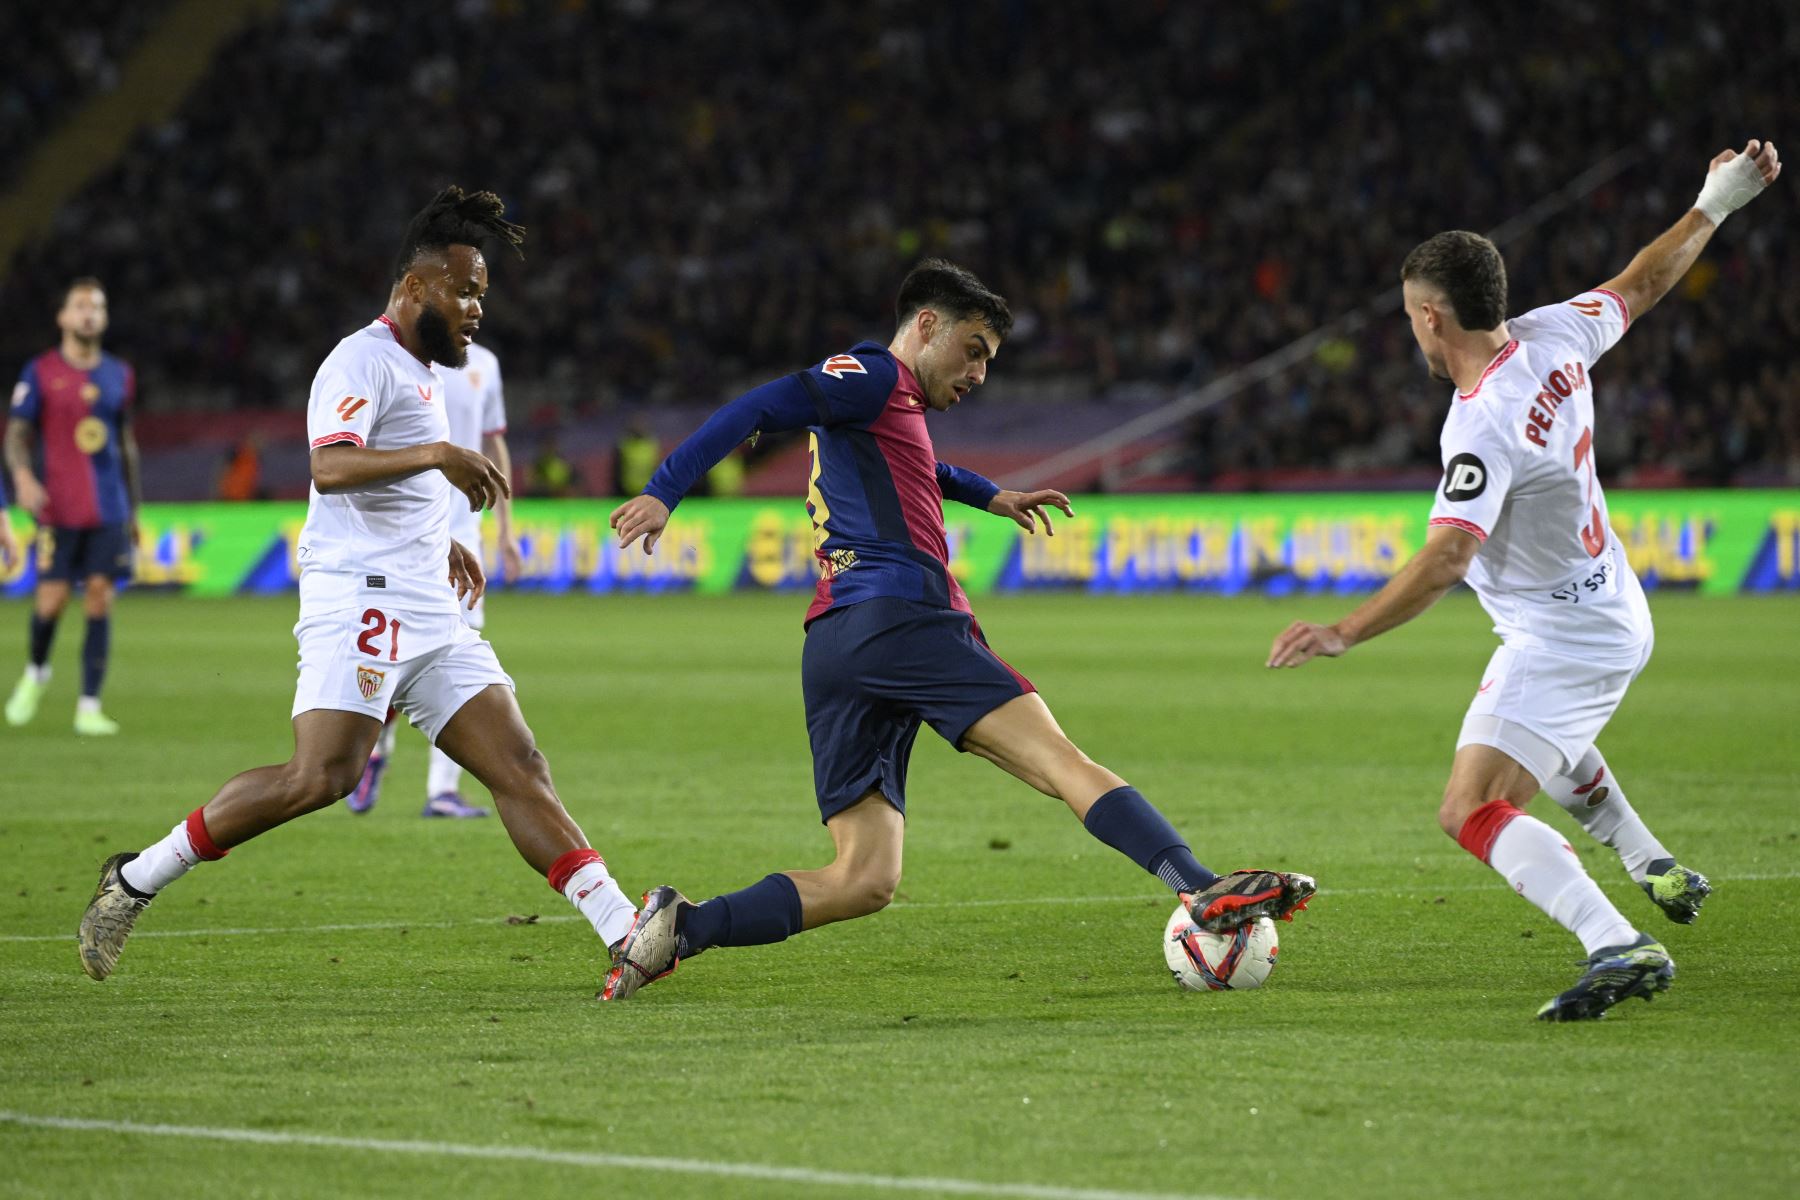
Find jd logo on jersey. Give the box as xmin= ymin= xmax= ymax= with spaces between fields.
xmin=1443 ymin=453 xmax=1487 ymax=502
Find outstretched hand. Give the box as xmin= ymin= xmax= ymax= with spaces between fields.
xmin=610 ymin=494 xmax=671 ymax=554
xmin=1696 ymin=139 xmax=1781 ymax=224
xmin=1267 ymin=621 xmax=1347 ymax=669
xmin=1711 ymin=139 xmax=1782 ymax=186
xmin=988 ymin=489 xmax=1074 ymax=536
xmin=448 ymin=538 xmax=486 ymax=609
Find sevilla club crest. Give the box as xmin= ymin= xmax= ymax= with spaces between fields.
xmin=356 ymin=666 xmax=386 ymax=700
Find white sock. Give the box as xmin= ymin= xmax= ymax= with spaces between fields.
xmin=28 ymin=664 xmax=50 ymax=685
xmin=562 ymin=862 xmax=638 ymax=948
xmin=121 ymin=820 xmax=206 ymax=895
xmin=77 ymin=695 xmax=102 ymax=715
xmin=375 ymin=713 xmax=399 ymax=758
xmin=427 ymin=743 xmax=463 ymax=798
xmin=1544 ymin=747 xmax=1669 ymax=882
xmin=1488 ymin=814 xmax=1638 ymax=956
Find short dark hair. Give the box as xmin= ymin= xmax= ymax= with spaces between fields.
xmin=895 ymin=258 xmax=1013 ymax=341
xmin=1401 ymin=231 xmax=1507 ymax=331
xmin=392 ymin=186 xmax=526 ymax=283
xmin=63 ymin=276 xmax=104 ymax=301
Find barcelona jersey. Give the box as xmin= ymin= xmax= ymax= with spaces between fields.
xmin=10 ymin=349 xmax=135 ymax=528
xmin=644 ymin=340 xmax=1000 ymax=625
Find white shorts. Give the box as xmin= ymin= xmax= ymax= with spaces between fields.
xmin=1456 ymin=635 xmax=1653 ymax=784
xmin=291 ymin=605 xmax=512 ymax=743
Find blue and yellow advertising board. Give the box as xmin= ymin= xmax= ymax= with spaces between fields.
xmin=4 ymin=492 xmax=1797 ymax=598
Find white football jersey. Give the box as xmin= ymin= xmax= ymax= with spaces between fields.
xmin=438 ymin=343 xmax=507 ymax=548
xmin=1428 ymin=289 xmax=1652 ymax=660
xmin=298 ymin=317 xmax=458 ymax=614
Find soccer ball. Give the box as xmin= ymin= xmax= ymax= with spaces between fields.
xmin=1162 ymin=904 xmax=1279 ymax=991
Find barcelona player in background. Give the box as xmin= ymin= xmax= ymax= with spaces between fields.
xmin=5 ymin=278 xmax=141 ymax=736
xmin=602 ymin=259 xmax=1316 ymax=999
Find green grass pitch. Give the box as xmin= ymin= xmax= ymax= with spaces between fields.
xmin=2 ymin=590 xmax=1796 ymax=1199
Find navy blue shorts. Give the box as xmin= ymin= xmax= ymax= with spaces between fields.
xmin=36 ymin=524 xmax=131 ymax=584
xmin=802 ymin=597 xmax=1035 ymax=823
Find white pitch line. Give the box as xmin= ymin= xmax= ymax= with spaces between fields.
xmin=0 ymin=1112 xmax=1237 ymax=1200
xmin=4 ymin=871 xmax=1793 ymax=944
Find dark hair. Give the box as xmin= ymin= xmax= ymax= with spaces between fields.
xmin=391 ymin=186 xmax=526 ymax=283
xmin=64 ymin=276 xmax=104 ymax=301
xmin=1400 ymin=231 xmax=1507 ymax=331
xmin=895 ymin=258 xmax=1013 ymax=340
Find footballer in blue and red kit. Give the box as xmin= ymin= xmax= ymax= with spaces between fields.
xmin=5 ymin=278 xmax=141 ymax=734
xmin=601 ymin=259 xmax=1316 ymax=1000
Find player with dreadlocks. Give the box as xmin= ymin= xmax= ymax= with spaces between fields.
xmin=76 ymin=187 xmax=641 ymax=989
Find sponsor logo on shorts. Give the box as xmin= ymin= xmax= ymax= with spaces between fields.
xmin=366 ymin=575 xmax=386 ymax=589
xmin=1442 ymin=453 xmax=1487 ymax=502
xmin=356 ymin=666 xmax=386 ymax=700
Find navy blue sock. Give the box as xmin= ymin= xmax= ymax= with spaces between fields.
xmin=29 ymin=613 xmax=57 ymax=669
xmin=1082 ymin=786 xmax=1218 ymax=893
xmin=81 ymin=617 xmax=110 ymax=698
xmin=679 ymin=873 xmax=804 ymax=955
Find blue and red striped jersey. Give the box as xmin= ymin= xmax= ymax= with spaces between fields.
xmin=644 ymin=340 xmax=1000 ymax=624
xmin=9 ymin=349 xmax=135 ymax=528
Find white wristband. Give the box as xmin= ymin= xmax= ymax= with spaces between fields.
xmin=1694 ymin=152 xmax=1767 ymax=225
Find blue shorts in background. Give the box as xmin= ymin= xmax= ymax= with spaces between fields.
xmin=36 ymin=523 xmax=131 ymax=584
xmin=801 ymin=596 xmax=1035 ymax=822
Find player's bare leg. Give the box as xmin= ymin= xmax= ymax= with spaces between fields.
xmin=785 ymin=793 xmax=905 ymax=927
xmin=79 ymin=709 xmax=382 ymax=980
xmin=6 ymin=579 xmax=71 ymax=727
xmin=1542 ymin=745 xmax=1708 ymax=923
xmin=961 ymin=693 xmax=1314 ymax=930
xmin=434 ymin=685 xmax=637 ymax=952
xmin=72 ymin=573 xmax=119 ymax=735
xmin=604 ymin=789 xmax=906 ymax=1000
xmin=1440 ymin=741 xmax=1672 ymax=1020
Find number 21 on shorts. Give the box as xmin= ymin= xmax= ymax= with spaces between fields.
xmin=357 ymin=608 xmax=401 ymax=661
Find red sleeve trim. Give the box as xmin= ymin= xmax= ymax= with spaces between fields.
xmin=481 ymin=426 xmax=507 ymax=438
xmin=1592 ymin=288 xmax=1631 ymax=329
xmin=1429 ymin=516 xmax=1488 ymax=542
xmin=310 ymin=432 xmax=365 ymax=449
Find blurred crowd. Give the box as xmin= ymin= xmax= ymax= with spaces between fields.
xmin=0 ymin=0 xmax=1795 ymax=485
xmin=0 ymin=3 xmax=164 ymax=188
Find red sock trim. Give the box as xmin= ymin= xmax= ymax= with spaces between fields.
xmin=1456 ymin=799 xmax=1523 ymax=864
xmin=185 ymin=807 xmax=229 ymax=860
xmin=547 ymin=848 xmax=603 ymax=894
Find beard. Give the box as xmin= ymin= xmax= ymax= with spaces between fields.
xmin=415 ymin=306 xmax=466 ymax=368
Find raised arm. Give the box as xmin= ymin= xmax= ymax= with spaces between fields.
xmin=1598 ymin=139 xmax=1780 ymax=321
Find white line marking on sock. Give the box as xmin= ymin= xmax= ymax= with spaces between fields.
xmin=0 ymin=1112 xmax=1238 ymax=1200
xmin=7 ymin=871 xmax=1789 ymax=944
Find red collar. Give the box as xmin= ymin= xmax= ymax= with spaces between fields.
xmin=376 ymin=315 xmax=431 ymax=366
xmin=1457 ymin=340 xmax=1519 ymax=401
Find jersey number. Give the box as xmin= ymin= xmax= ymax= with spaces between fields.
xmin=1572 ymin=426 xmax=1605 ymax=558
xmin=357 ymin=608 xmax=401 ymax=661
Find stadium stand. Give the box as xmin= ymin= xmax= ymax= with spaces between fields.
xmin=0 ymin=0 xmax=1794 ymax=496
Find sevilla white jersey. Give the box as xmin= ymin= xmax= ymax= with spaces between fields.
xmin=297 ymin=317 xmax=458 ymax=614
xmin=438 ymin=342 xmax=507 ymax=549
xmin=1427 ymin=289 xmax=1652 ymax=660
